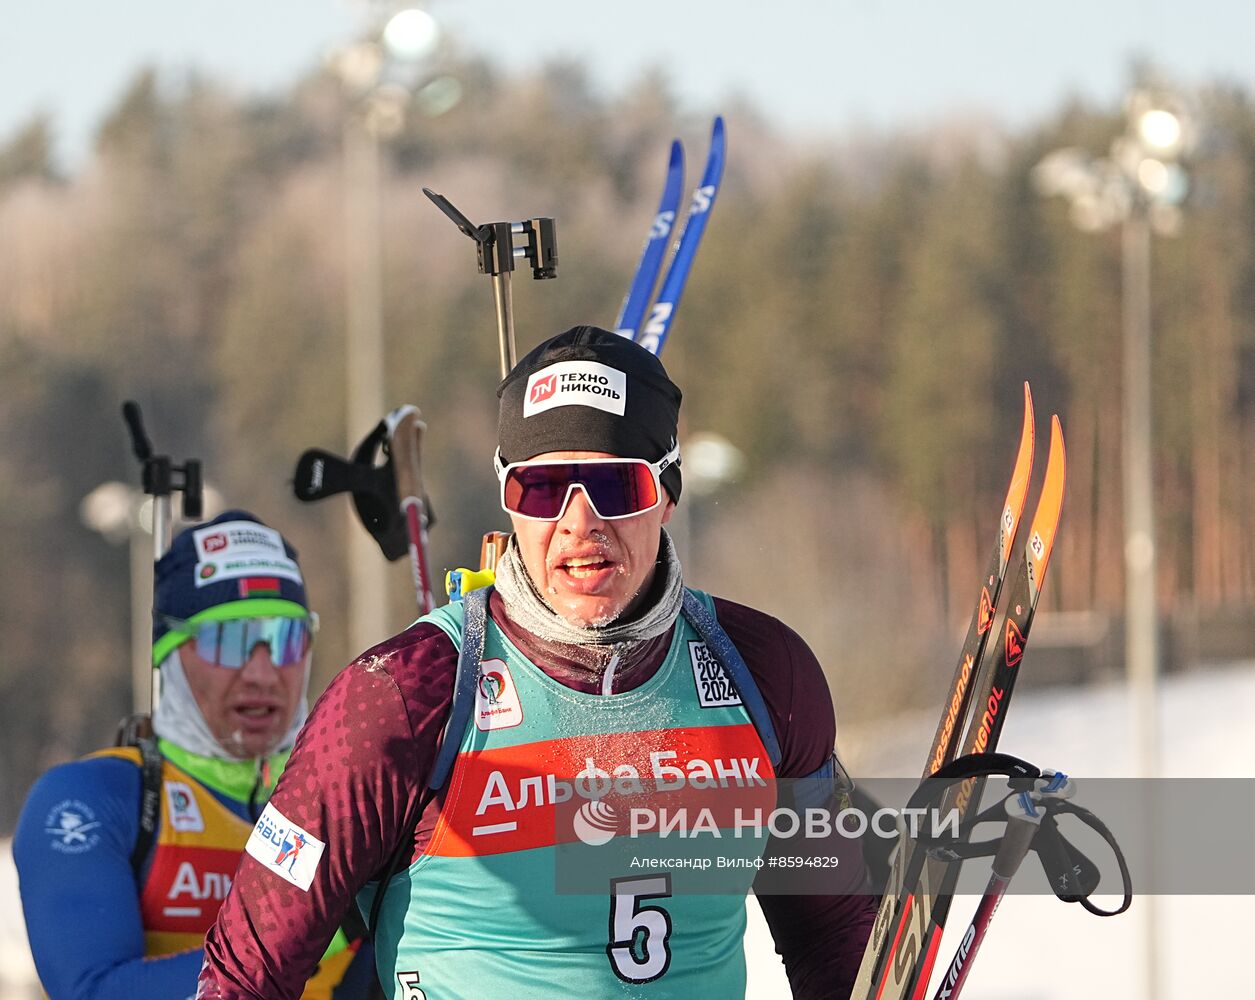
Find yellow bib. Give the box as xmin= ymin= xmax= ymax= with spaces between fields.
xmin=90 ymin=746 xmax=357 ymax=998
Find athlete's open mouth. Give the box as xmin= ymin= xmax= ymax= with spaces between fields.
xmin=560 ymin=554 xmax=613 ymax=579
xmin=230 ymin=704 xmax=282 ymax=731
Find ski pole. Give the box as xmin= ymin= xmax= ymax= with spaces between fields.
xmin=293 ymin=409 xmax=439 ymax=613
xmin=386 ymin=405 xmax=435 ymax=615
xmin=929 ymin=788 xmax=1046 ymax=1000
xmin=897 ymin=761 xmax=1129 ymax=1000
xmin=121 ymin=401 xmax=203 ymax=716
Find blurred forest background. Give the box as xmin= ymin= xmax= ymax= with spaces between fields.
xmin=2 ymin=52 xmax=1255 ymax=834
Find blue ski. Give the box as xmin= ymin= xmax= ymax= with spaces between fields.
xmin=635 ymin=116 xmax=726 ymax=356
xmin=615 ymin=139 xmax=685 ymax=340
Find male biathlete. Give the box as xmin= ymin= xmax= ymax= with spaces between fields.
xmin=15 ymin=510 xmax=374 ymax=998
xmin=198 ymin=329 xmax=876 ymax=999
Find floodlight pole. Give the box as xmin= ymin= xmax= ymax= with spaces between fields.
xmin=1035 ymin=85 xmax=1196 ymax=1000
xmin=343 ymin=107 xmax=390 ymax=654
xmin=1121 ymin=207 xmax=1158 ymax=791
xmin=1122 ymin=200 xmax=1162 ymax=1000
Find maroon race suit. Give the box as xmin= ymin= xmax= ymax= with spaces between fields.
xmin=198 ymin=592 xmax=877 ymax=999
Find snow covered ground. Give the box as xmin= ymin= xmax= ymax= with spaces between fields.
xmin=0 ymin=840 xmax=37 ymax=1000
xmin=4 ymin=661 xmax=1252 ymax=998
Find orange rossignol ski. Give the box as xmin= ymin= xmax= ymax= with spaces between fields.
xmin=853 ymin=385 xmax=1034 ymax=997
xmin=899 ymin=416 xmax=1066 ymax=1000
xmin=925 ymin=383 xmax=1035 ymax=777
xmin=855 ymin=399 xmax=1067 ymax=1000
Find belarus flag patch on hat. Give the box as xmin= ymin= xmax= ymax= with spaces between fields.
xmin=239 ymin=577 xmax=282 ymax=598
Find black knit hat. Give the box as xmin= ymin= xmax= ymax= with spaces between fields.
xmin=151 ymin=510 xmax=309 ymax=665
xmin=497 ymin=326 xmax=683 ymax=501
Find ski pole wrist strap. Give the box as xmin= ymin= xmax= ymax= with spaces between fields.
xmin=910 ymin=753 xmax=1132 ymax=917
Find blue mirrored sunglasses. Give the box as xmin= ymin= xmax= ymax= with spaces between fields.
xmin=162 ymin=615 xmax=316 ymax=669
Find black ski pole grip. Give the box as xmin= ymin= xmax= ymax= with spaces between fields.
xmin=991 ymin=796 xmax=1043 ymax=880
xmin=907 ymin=752 xmax=1042 ymax=813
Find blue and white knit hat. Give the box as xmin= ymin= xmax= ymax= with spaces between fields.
xmin=151 ymin=510 xmax=309 ymax=665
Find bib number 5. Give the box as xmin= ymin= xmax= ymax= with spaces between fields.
xmin=607 ymin=874 xmax=673 ymax=983
xmin=396 ymin=970 xmax=426 ymax=1000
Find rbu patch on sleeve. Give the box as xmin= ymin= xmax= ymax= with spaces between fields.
xmin=246 ymin=803 xmax=325 ymax=892
xmin=689 ymin=641 xmax=743 ymax=708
